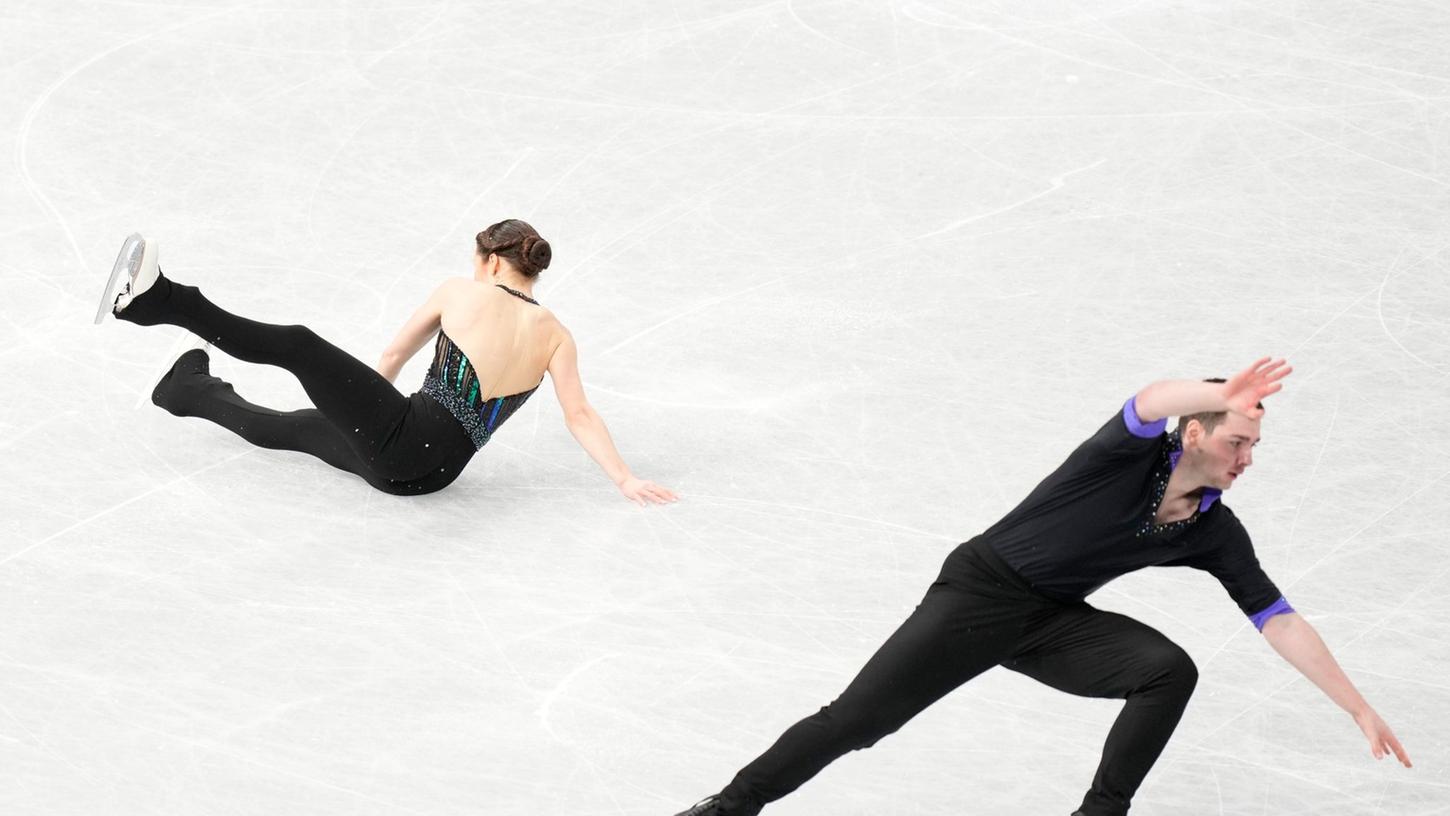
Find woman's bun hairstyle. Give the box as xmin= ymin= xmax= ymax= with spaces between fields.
xmin=476 ymin=219 xmax=551 ymax=279
xmin=520 ymin=234 xmax=552 ymax=272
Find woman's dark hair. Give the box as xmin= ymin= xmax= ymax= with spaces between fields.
xmin=476 ymin=219 xmax=552 ymax=279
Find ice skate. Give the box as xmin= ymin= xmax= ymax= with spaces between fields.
xmin=672 ymin=796 xmax=721 ymax=816
xmin=94 ymin=233 xmax=161 ymax=324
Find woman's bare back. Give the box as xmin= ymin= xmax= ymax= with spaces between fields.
xmin=435 ymin=278 xmax=563 ymax=400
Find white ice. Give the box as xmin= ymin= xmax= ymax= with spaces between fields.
xmin=2 ymin=2 xmax=1448 ymax=814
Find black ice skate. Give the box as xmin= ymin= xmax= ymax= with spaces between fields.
xmin=672 ymin=795 xmax=721 ymax=816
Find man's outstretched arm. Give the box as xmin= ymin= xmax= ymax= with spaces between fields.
xmin=1134 ymin=357 xmax=1292 ymax=422
xmin=1261 ymin=612 xmax=1412 ymax=767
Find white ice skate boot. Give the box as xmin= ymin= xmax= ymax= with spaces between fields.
xmin=94 ymin=233 xmax=159 ymax=324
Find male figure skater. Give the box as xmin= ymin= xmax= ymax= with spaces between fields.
xmin=675 ymin=358 xmax=1410 ymax=816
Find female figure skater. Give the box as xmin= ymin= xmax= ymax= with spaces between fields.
xmin=97 ymin=220 xmax=677 ymax=503
xmin=674 ymin=359 xmax=1409 ymax=816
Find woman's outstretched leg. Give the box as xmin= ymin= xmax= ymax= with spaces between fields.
xmin=114 ymin=266 xmax=406 ymax=461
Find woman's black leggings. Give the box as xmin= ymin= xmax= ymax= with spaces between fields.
xmin=118 ymin=275 xmax=475 ymax=495
xmin=715 ymin=538 xmax=1199 ymax=816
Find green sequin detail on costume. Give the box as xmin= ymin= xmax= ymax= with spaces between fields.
xmin=420 ymin=331 xmax=538 ymax=450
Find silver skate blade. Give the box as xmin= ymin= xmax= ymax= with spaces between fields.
xmin=94 ymin=233 xmax=145 ymax=324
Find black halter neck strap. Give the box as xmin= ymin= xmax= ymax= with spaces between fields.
xmin=495 ymin=283 xmax=538 ymax=305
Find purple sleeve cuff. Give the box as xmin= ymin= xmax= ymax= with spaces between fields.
xmin=1122 ymin=396 xmax=1167 ymax=439
xmin=1250 ymin=597 xmax=1296 ymax=631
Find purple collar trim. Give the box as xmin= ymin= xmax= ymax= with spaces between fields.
xmin=1168 ymin=448 xmax=1222 ymax=512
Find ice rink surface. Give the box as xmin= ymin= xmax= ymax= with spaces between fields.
xmin=3 ymin=1 xmax=1448 ymax=813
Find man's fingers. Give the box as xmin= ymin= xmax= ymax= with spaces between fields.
xmin=1388 ymin=735 xmax=1412 ymax=767
xmin=1246 ymin=358 xmax=1290 ymax=379
xmin=1251 ymin=360 xmax=1291 ymax=385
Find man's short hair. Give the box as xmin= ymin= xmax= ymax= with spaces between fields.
xmin=1176 ymin=377 xmax=1263 ymax=436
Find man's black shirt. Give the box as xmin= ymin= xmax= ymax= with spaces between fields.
xmin=984 ymin=399 xmax=1284 ymax=622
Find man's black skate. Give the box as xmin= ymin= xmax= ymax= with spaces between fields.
xmin=672 ymin=795 xmax=720 ymax=816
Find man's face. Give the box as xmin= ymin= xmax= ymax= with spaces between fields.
xmin=1188 ymin=413 xmax=1262 ymax=490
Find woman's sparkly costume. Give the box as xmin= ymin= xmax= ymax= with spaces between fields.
xmin=421 ymin=331 xmax=538 ymax=450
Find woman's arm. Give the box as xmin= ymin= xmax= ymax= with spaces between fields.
xmin=1133 ymin=357 xmax=1291 ymax=423
xmin=546 ymin=328 xmax=677 ymax=506
xmin=376 ymin=282 xmax=450 ymax=383
xmin=1261 ymin=612 xmax=1412 ymax=767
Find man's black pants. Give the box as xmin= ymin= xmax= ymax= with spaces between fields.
xmin=715 ymin=537 xmax=1199 ymax=816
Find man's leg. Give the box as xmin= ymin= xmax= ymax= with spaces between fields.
xmin=714 ymin=576 xmax=1029 ymax=815
xmin=1004 ymin=605 xmax=1198 ymax=816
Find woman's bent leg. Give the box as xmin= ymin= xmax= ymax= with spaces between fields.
xmin=153 ymin=350 xmax=386 ymax=487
